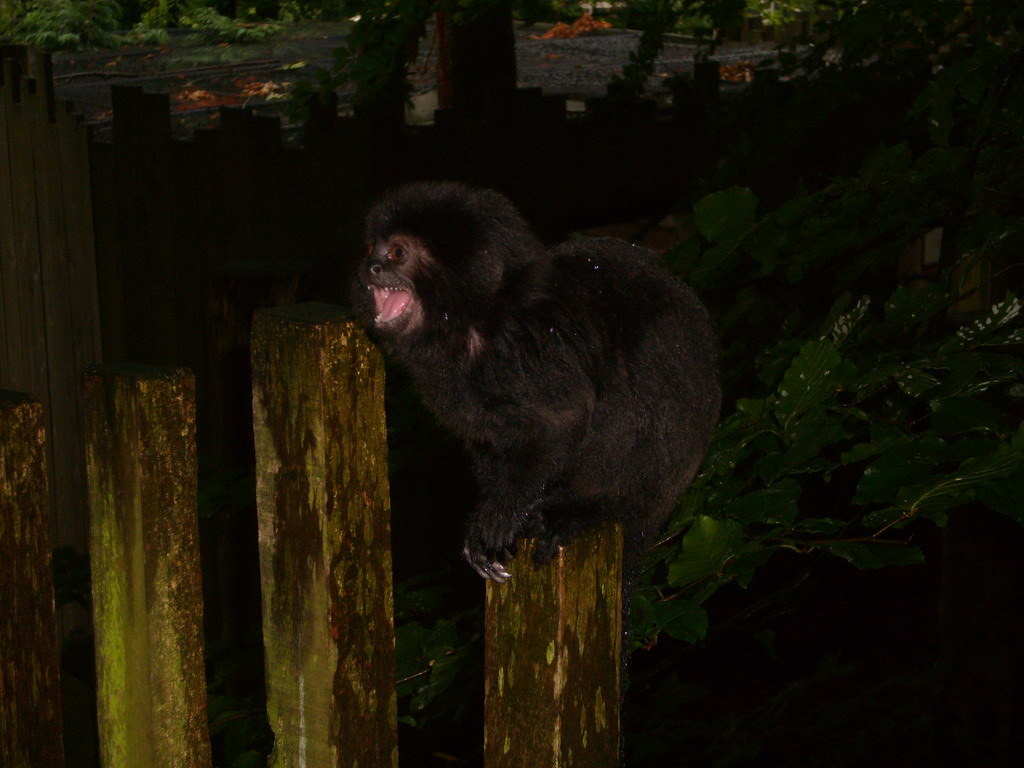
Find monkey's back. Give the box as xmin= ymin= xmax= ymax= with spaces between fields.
xmin=544 ymin=238 xmax=720 ymax=534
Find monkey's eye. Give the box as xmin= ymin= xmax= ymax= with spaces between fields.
xmin=388 ymin=245 xmax=407 ymax=262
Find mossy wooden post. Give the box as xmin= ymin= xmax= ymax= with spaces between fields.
xmin=83 ymin=365 xmax=211 ymax=768
xmin=484 ymin=528 xmax=622 ymax=767
xmin=251 ymin=303 xmax=397 ymax=768
xmin=0 ymin=392 xmax=64 ymax=767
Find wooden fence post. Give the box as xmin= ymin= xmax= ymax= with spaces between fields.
xmin=83 ymin=365 xmax=211 ymax=768
xmin=251 ymin=303 xmax=397 ymax=768
xmin=484 ymin=528 xmax=622 ymax=767
xmin=0 ymin=391 xmax=64 ymax=768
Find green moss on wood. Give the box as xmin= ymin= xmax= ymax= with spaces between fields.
xmin=484 ymin=528 xmax=622 ymax=767
xmin=251 ymin=304 xmax=397 ymax=768
xmin=83 ymin=366 xmax=211 ymax=768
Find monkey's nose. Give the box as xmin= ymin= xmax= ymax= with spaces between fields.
xmin=370 ymin=263 xmax=383 ymax=276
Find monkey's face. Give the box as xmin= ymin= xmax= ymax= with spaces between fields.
xmin=356 ymin=181 xmax=546 ymax=344
xmin=357 ymin=232 xmax=427 ymax=335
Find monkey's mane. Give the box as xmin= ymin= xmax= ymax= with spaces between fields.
xmin=366 ymin=182 xmax=545 ymax=274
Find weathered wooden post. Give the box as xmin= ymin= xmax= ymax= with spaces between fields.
xmin=0 ymin=391 xmax=64 ymax=767
xmin=484 ymin=528 xmax=622 ymax=767
xmin=251 ymin=303 xmax=397 ymax=768
xmin=83 ymin=365 xmax=211 ymax=768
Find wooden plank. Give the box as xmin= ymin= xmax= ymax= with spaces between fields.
xmin=484 ymin=528 xmax=622 ymax=768
xmin=251 ymin=303 xmax=397 ymax=768
xmin=56 ymin=103 xmax=102 ymax=369
xmin=218 ymin=109 xmax=257 ymax=260
xmin=87 ymin=139 xmax=127 ymax=361
xmin=29 ymin=50 xmax=85 ymax=560
xmin=0 ymin=56 xmax=58 ymax=565
xmin=53 ymin=100 xmax=103 ymax=634
xmin=0 ymin=57 xmax=48 ymax=402
xmin=139 ymin=92 xmax=182 ymax=368
xmin=0 ymin=51 xmax=14 ymax=372
xmin=110 ymin=86 xmax=177 ymax=364
xmin=84 ymin=364 xmax=211 ymax=768
xmin=0 ymin=391 xmax=65 ymax=768
xmin=202 ymin=260 xmax=306 ymax=646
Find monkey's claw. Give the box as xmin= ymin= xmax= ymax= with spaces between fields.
xmin=462 ymin=546 xmax=512 ymax=583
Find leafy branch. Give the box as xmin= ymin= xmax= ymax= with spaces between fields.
xmin=634 ymin=11 xmax=1024 ymax=648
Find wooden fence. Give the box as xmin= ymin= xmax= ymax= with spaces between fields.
xmin=1 ymin=43 xmax=715 ymax=592
xmin=2 ymin=46 xmax=678 ymax=763
xmin=1 ymin=304 xmax=623 ymax=768
xmin=0 ymin=45 xmax=102 ymax=570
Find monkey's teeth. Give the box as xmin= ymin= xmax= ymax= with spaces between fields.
xmin=372 ymin=285 xmax=413 ymax=324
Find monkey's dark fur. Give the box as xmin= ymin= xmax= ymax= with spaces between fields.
xmin=353 ymin=182 xmax=720 ymax=584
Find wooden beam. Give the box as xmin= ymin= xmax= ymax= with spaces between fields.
xmin=84 ymin=365 xmax=211 ymax=768
xmin=484 ymin=528 xmax=622 ymax=767
xmin=0 ymin=391 xmax=64 ymax=768
xmin=251 ymin=303 xmax=397 ymax=768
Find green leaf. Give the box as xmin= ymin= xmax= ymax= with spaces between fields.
xmin=773 ymin=339 xmax=842 ymax=426
xmin=795 ymin=518 xmax=844 ymax=535
xmin=841 ymin=436 xmax=911 ymax=466
xmin=855 ymin=436 xmax=950 ymax=504
xmin=664 ymin=487 xmax=706 ymax=537
xmin=771 ymin=192 xmax=812 ymax=226
xmin=657 ymin=598 xmax=709 ymax=644
xmin=693 ymin=187 xmax=757 ymax=243
xmin=976 ymin=472 xmax=1024 ymax=524
xmin=863 ymin=506 xmax=912 ymax=530
xmin=884 ymin=283 xmax=947 ymax=328
xmin=723 ymin=479 xmax=802 ymax=526
xmin=410 ymin=643 xmax=465 ymax=713
xmin=896 ymin=447 xmax=1024 ymax=516
xmin=938 ymin=351 xmax=1024 ymax=398
xmin=824 ymin=541 xmax=925 ymax=569
xmin=757 ymin=408 xmax=846 ymax=483
xmin=896 ymin=367 xmax=942 ymax=397
xmin=723 ymin=547 xmax=775 ymax=588
xmin=667 ymin=515 xmax=745 ymax=588
xmin=744 ymin=219 xmax=783 ymax=273
xmin=824 ymin=295 xmax=870 ymax=346
xmin=941 ymin=293 xmax=1023 ymax=352
xmin=929 ymin=396 xmax=1002 ymax=435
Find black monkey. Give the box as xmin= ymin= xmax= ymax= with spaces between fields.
xmin=353 ymin=182 xmax=720 ymax=583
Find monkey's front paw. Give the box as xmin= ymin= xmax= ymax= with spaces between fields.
xmin=462 ymin=545 xmax=513 ymax=583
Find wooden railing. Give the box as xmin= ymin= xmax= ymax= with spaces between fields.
xmin=1 ymin=305 xmax=622 ymax=768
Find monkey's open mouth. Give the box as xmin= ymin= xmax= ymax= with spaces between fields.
xmin=372 ymin=285 xmax=415 ymax=326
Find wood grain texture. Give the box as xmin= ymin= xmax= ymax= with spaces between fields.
xmin=484 ymin=528 xmax=622 ymax=768
xmin=84 ymin=365 xmax=211 ymax=768
xmin=0 ymin=391 xmax=64 ymax=768
xmin=251 ymin=303 xmax=397 ymax=768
